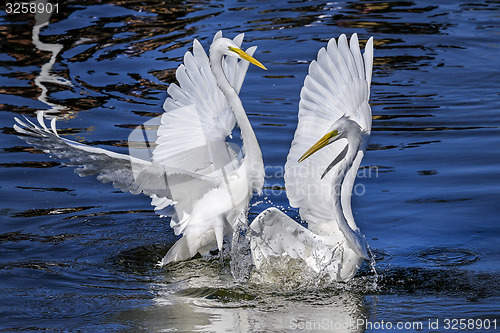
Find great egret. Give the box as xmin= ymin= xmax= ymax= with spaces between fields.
xmin=14 ymin=32 xmax=373 ymax=282
xmin=251 ymin=34 xmax=373 ymax=282
xmin=14 ymin=32 xmax=266 ymax=265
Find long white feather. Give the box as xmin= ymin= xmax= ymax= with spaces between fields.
xmin=154 ymin=33 xmax=255 ymax=175
xmin=285 ymin=34 xmax=373 ymax=232
xmin=14 ymin=114 xmax=219 ymax=200
xmin=248 ymin=34 xmax=373 ymax=282
xmin=151 ymin=33 xmax=255 ymax=225
xmin=13 ymin=33 xmax=260 ymax=265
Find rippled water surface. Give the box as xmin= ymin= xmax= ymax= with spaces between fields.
xmin=1 ymin=0 xmax=499 ymax=332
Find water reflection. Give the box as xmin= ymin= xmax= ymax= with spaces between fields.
xmin=11 ymin=205 xmax=95 ymax=217
xmin=0 ymin=230 xmax=73 ymax=244
xmin=32 ymin=10 xmax=72 ymax=115
xmin=108 ymin=246 xmax=500 ymax=332
xmin=0 ymin=0 xmax=216 ymax=116
xmin=148 ymin=264 xmax=367 ymax=332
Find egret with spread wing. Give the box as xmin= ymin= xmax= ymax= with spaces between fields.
xmin=14 ymin=32 xmax=266 ymax=265
xmin=249 ymin=34 xmax=373 ymax=282
xmin=14 ymin=32 xmax=374 ymax=282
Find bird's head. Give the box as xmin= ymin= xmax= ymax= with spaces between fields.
xmin=298 ymin=116 xmax=361 ymax=163
xmin=212 ymin=37 xmax=267 ymax=70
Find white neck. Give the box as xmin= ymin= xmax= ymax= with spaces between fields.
xmin=331 ymin=124 xmax=367 ymax=258
xmin=209 ymin=46 xmax=264 ymax=192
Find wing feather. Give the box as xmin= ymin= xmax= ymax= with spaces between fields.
xmin=349 ymin=34 xmax=365 ymax=80
xmin=154 ymin=33 xmax=254 ymax=177
xmin=14 ymin=114 xmax=219 ymax=202
xmin=14 ymin=32 xmax=260 ymax=264
xmin=285 ymin=34 xmax=374 ymax=229
xmin=363 ymin=37 xmax=374 ymax=88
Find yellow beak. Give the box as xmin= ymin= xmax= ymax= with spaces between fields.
xmin=229 ymin=46 xmax=267 ymax=70
xmin=298 ymin=130 xmax=339 ymax=162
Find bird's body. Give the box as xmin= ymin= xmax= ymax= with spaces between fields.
xmin=15 ymin=32 xmax=265 ymax=266
xmin=14 ymin=32 xmax=374 ymax=283
xmin=157 ymin=34 xmax=266 ymax=264
xmin=250 ymin=34 xmax=373 ymax=281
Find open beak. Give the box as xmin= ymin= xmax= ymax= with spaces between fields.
xmin=298 ymin=130 xmax=339 ymax=162
xmin=229 ymin=46 xmax=267 ymax=70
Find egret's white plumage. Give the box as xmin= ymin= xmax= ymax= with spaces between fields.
xmin=14 ymin=32 xmax=265 ymax=266
xmin=249 ymin=34 xmax=373 ymax=281
xmin=145 ymin=32 xmax=266 ymax=263
xmin=14 ymin=32 xmax=374 ymax=282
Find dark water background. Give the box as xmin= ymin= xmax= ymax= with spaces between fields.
xmin=1 ymin=0 xmax=499 ymax=332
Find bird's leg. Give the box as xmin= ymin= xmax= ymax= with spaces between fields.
xmin=219 ymin=245 xmax=224 ymax=265
xmin=218 ymin=214 xmax=237 ymax=266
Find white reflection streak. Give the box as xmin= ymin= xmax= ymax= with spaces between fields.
xmin=149 ymin=282 xmax=365 ymax=333
xmin=32 ymin=1 xmax=71 ymax=115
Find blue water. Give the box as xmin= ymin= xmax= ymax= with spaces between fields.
xmin=1 ymin=0 xmax=499 ymax=332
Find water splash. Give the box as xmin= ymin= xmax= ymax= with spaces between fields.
xmin=366 ymin=244 xmax=379 ymax=291
xmin=249 ymin=256 xmax=333 ymax=291
xmin=229 ymin=210 xmax=254 ymax=282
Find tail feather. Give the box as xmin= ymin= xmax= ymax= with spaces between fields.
xmin=160 ymin=237 xmax=191 ymax=266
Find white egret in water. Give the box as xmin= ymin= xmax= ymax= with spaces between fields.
xmin=249 ymin=34 xmax=373 ymax=281
xmin=14 ymin=31 xmax=373 ymax=282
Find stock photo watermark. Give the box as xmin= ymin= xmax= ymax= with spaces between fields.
xmin=262 ymin=164 xmax=379 ymax=197
xmin=290 ymin=318 xmax=497 ymax=331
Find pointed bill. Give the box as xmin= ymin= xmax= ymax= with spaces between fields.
xmin=298 ymin=130 xmax=339 ymax=162
xmin=228 ymin=46 xmax=267 ymax=70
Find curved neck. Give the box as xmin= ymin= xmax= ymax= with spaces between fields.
xmin=209 ymin=48 xmax=264 ymax=191
xmin=331 ymin=129 xmax=367 ymax=258
xmin=332 ymin=138 xmax=358 ymax=224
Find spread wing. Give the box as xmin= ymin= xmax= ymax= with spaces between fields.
xmin=14 ymin=32 xmax=260 ymax=264
xmin=14 ymin=113 xmax=219 ymax=212
xmin=153 ymin=32 xmax=256 ymax=173
xmin=284 ymin=34 xmax=374 ymax=230
xmin=146 ymin=32 xmax=257 ymax=213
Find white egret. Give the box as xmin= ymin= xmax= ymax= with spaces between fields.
xmin=249 ymin=34 xmax=373 ymax=282
xmin=14 ymin=32 xmax=266 ymax=265
xmin=14 ymin=32 xmax=374 ymax=282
